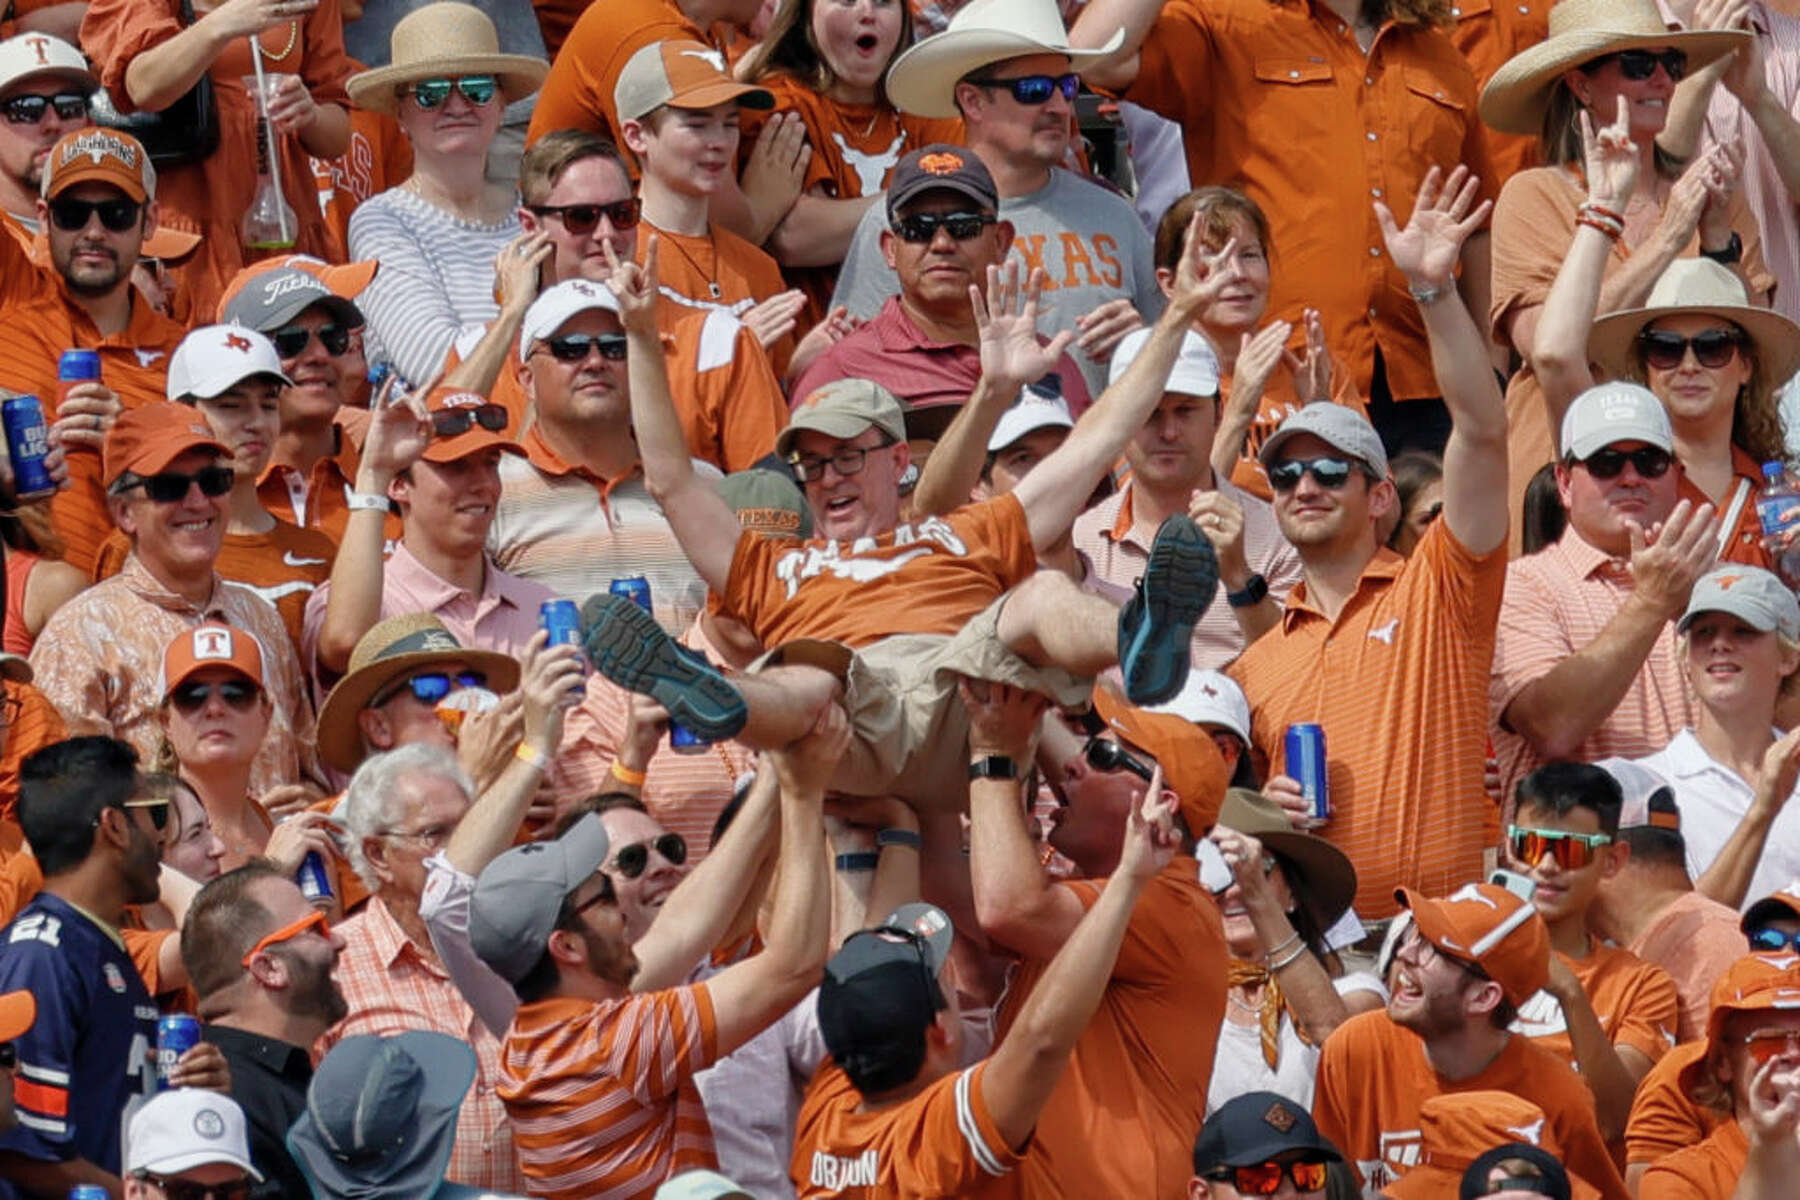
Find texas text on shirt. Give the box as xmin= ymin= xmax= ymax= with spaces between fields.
xmin=791 ymin=1061 xmax=1020 ymax=1198
xmin=310 ymin=108 xmax=414 ymax=262
xmin=1228 ymin=517 xmax=1506 ymax=919
xmin=1508 ymin=942 xmax=1680 ymax=1071
xmin=1112 ymin=0 xmax=1497 ymax=401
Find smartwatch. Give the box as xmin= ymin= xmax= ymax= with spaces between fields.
xmin=1227 ymin=574 xmax=1269 ymax=609
xmin=1700 ymin=232 xmax=1742 ymax=266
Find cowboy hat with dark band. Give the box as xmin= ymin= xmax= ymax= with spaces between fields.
xmin=1216 ymin=788 xmax=1358 ymax=936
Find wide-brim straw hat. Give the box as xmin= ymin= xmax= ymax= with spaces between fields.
xmin=1215 ymin=788 xmax=1358 ymax=936
xmin=884 ymin=0 xmax=1124 ymax=119
xmin=1589 ymin=257 xmax=1800 ymax=387
xmin=1479 ymin=0 xmax=1749 ymax=136
xmin=346 ymin=2 xmax=549 ymax=117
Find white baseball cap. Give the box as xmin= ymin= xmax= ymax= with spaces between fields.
xmin=0 ymin=33 xmax=97 ymax=95
xmin=518 ymin=279 xmax=621 ymax=361
xmin=1678 ymin=565 xmax=1800 ymax=642
xmin=987 ymin=380 xmax=1074 ymax=452
xmin=655 ymin=1170 xmax=753 ymax=1200
xmin=126 ymin=1089 xmax=263 ymax=1181
xmin=1145 ymin=668 xmax=1251 ymax=743
xmin=166 ymin=324 xmax=293 ymax=401
xmin=1108 ymin=326 xmax=1220 ymax=397
xmin=1559 ymin=381 xmax=1674 ymax=461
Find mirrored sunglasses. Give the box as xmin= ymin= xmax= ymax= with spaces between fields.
xmin=892 ymin=211 xmax=995 ymax=244
xmin=2 ymin=91 xmax=88 ymax=125
xmin=170 ymin=678 xmax=261 ymax=715
xmin=542 ymin=333 xmax=628 ymax=363
xmin=373 ymin=670 xmax=488 ymax=708
xmin=1506 ymin=824 xmax=1613 ymax=871
xmin=406 ymin=75 xmax=498 ymax=109
xmin=1267 ymin=456 xmax=1355 ymax=493
xmin=966 ymin=72 xmax=1080 ymax=105
xmin=1205 ymin=1160 xmax=1332 ymax=1195
xmin=1083 ymin=735 xmax=1154 ymax=783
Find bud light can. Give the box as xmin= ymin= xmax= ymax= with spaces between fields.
xmin=608 ymin=577 xmax=711 ymax=753
xmin=1 ymin=394 xmax=56 ymax=501
xmin=68 ymin=1186 xmax=110 ymax=1200
xmin=540 ymin=598 xmax=581 ymax=649
xmin=1285 ymin=723 xmax=1330 ymax=822
xmin=58 ymin=349 xmax=100 ymax=389
xmin=296 ymin=850 xmax=333 ymax=902
xmin=155 ymin=1014 xmax=200 ymax=1090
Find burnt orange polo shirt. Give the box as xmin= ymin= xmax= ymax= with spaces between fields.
xmin=1676 ymin=445 xmax=1775 ymax=570
xmin=256 ymin=410 xmax=401 ymax=547
xmin=1447 ymin=0 xmax=1548 ymax=185
xmin=1118 ymin=0 xmax=1497 ymax=401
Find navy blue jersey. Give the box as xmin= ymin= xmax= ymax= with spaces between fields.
xmin=0 ymin=892 xmax=156 ymax=1178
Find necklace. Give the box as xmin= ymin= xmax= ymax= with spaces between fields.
xmin=661 ymin=228 xmax=723 ymax=300
xmin=259 ymin=20 xmax=299 ymax=63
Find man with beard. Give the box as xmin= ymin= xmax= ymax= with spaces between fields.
xmin=182 ymin=862 xmax=349 ymax=1200
xmin=1311 ymin=881 xmax=1628 ymax=1198
xmin=0 ymin=737 xmax=228 ymax=1197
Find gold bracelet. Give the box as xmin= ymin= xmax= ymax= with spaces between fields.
xmin=609 ymin=759 xmax=647 ymax=786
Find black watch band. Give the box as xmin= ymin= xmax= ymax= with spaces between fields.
xmin=1701 ymin=231 xmax=1742 ymax=266
xmin=835 ymin=852 xmax=880 ymax=872
xmin=968 ymin=755 xmax=1019 ymax=781
xmin=876 ymin=828 xmax=923 ymax=850
xmin=1226 ymin=574 xmax=1269 ymax=609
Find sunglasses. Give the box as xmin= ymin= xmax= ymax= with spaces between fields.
xmin=966 ymin=72 xmax=1080 ymax=105
xmin=48 ymin=195 xmax=142 ymax=233
xmin=125 ymin=465 xmax=236 ymax=503
xmin=1084 ymin=736 xmax=1155 ymax=783
xmin=1507 ymin=824 xmax=1613 ymax=871
xmin=608 ymin=833 xmax=688 ymax=880
xmin=406 ymin=75 xmax=498 ymax=109
xmin=1591 ymin=48 xmax=1689 ymax=81
xmin=1750 ymin=927 xmax=1800 ymax=953
xmin=241 ymin=909 xmax=330 ymax=968
xmin=1638 ymin=327 xmax=1743 ymax=371
xmin=170 ymin=678 xmax=260 ymax=715
xmin=142 ymin=1179 xmax=252 ymax=1200
xmin=528 ymin=199 xmax=642 ymax=234
xmin=1570 ymin=445 xmax=1673 ymax=480
xmin=1268 ymin=456 xmax=1356 ymax=493
xmin=1733 ymin=1027 xmax=1800 ymax=1067
xmin=892 ymin=211 xmax=995 ymax=244
xmin=573 ymin=872 xmax=617 ymax=914
xmin=373 ymin=670 xmax=488 ymax=709
xmin=2 ymin=91 xmax=88 ymax=125
xmin=1205 ymin=1160 xmax=1333 ymax=1195
xmin=430 ymin=403 xmax=508 ymax=438
xmin=540 ymin=333 xmax=629 ymax=364
xmin=118 ymin=796 xmax=172 ymax=832
xmin=269 ymin=323 xmax=352 ymax=359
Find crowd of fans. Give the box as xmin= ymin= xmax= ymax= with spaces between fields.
xmin=0 ymin=0 xmax=1796 ymax=1195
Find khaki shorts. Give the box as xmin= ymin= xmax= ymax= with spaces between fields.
xmin=755 ymin=594 xmax=1091 ymax=808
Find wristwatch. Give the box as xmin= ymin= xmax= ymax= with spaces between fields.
xmin=1227 ymin=574 xmax=1269 ymax=609
xmin=968 ymin=755 xmax=1019 ymax=781
xmin=1700 ymin=232 xmax=1742 ymax=266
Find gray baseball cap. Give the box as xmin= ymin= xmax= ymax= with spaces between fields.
xmin=1258 ymin=402 xmax=1388 ymax=478
xmin=1678 ymin=565 xmax=1800 ymax=642
xmin=469 ymin=814 xmax=612 ymax=983
xmin=220 ymin=265 xmax=365 ymax=334
xmin=1559 ymin=381 xmax=1673 ymax=461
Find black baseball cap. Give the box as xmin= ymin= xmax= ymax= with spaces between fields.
xmin=817 ymin=904 xmax=952 ymax=1068
xmin=1193 ymin=1092 xmax=1343 ymax=1173
xmin=885 ymin=145 xmax=998 ymax=223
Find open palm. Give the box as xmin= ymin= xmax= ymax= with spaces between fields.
xmin=974 ymin=261 xmax=1071 ymax=389
xmin=1376 ymin=164 xmax=1491 ymax=287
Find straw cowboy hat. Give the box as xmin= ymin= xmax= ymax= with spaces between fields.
xmin=1479 ymin=0 xmax=1749 ymax=136
xmin=346 ymin=2 xmax=549 ymax=116
xmin=1589 ymin=257 xmax=1800 ymax=386
xmin=1216 ymin=788 xmax=1358 ymax=936
xmin=884 ymin=0 xmax=1124 ymax=119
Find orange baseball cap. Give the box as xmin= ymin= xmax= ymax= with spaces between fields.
xmin=1679 ymin=952 xmax=1800 ymax=1097
xmin=103 ymin=402 xmax=230 ymax=487
xmin=419 ymin=385 xmax=525 ymax=464
xmin=613 ymin=40 xmax=773 ymax=122
xmin=1091 ymin=686 xmax=1228 ymax=835
xmin=1395 ymin=882 xmax=1550 ymax=1007
xmin=40 ymin=128 xmax=155 ymax=202
xmin=215 ymin=253 xmax=379 ymax=320
xmin=162 ymin=623 xmax=265 ymax=698
xmin=1384 ymin=1092 xmax=1600 ymax=1200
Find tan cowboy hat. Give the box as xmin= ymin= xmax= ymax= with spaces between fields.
xmin=1479 ymin=0 xmax=1749 ymax=136
xmin=1215 ymin=788 xmax=1358 ymax=936
xmin=346 ymin=2 xmax=549 ymax=117
xmin=315 ymin=613 xmax=520 ymax=772
xmin=1589 ymin=257 xmax=1800 ymax=387
xmin=884 ymin=0 xmax=1124 ymax=120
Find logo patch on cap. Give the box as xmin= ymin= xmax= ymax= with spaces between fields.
xmin=192 ymin=628 xmax=233 ymax=660
xmin=1715 ymin=573 xmax=1743 ymax=590
xmin=680 ymin=47 xmax=726 ymax=71
xmin=918 ymin=151 xmax=964 ymax=175
xmin=1506 ymin=1117 xmax=1546 ymax=1146
xmin=261 ymin=272 xmax=327 ymax=303
xmin=1263 ymin=1101 xmax=1297 ymax=1132
xmin=61 ymin=130 xmax=136 ymax=168
xmin=193 ymin=1108 xmax=226 ymax=1139
xmin=1445 ymin=882 xmax=1500 ymax=910
xmin=223 ymin=332 xmax=252 ymax=353
xmin=438 ymin=391 xmax=483 ymax=410
xmin=418 ymin=631 xmax=457 ymax=652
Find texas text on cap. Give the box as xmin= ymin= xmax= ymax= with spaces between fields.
xmin=219 ymin=265 xmax=366 ymax=333
xmin=1396 ymin=881 xmax=1551 ymax=1007
xmin=0 ymin=33 xmax=97 ymax=94
xmin=40 ymin=128 xmax=155 ymax=202
xmin=987 ymin=379 xmax=1074 ymax=453
xmin=1091 ymin=686 xmax=1229 ymax=834
xmin=1108 ymin=326 xmax=1220 ymax=397
xmin=418 ymin=385 xmax=525 ymax=464
xmin=613 ymin=40 xmax=773 ymax=123
xmin=716 ymin=468 xmax=812 ymax=539
xmin=469 ymin=813 xmax=612 ymax=983
xmin=886 ymin=144 xmax=998 ymax=222
xmin=1559 ymin=381 xmax=1674 ymax=461
xmin=163 ymin=623 xmax=266 ymax=698
xmin=1257 ymin=402 xmax=1389 ymax=479
xmin=166 ymin=324 xmax=294 ymax=401
xmin=1678 ymin=565 xmax=1800 ymax=643
xmin=103 ymin=401 xmax=231 ymax=487
xmin=817 ymin=903 xmax=953 ymax=1066
xmin=776 ymin=378 xmax=907 ymax=461
xmin=518 ymin=278 xmax=621 ymax=360
xmin=1191 ymin=1090 xmax=1342 ymax=1171
xmin=1679 ymin=952 xmax=1800 ymax=1097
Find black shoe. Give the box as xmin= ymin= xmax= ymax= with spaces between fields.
xmin=1116 ymin=515 xmax=1219 ymax=705
xmin=579 ymin=593 xmax=748 ymax=740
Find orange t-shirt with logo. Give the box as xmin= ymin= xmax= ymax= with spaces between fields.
xmin=1511 ymin=942 xmax=1680 ymax=1070
xmin=310 ymin=107 xmax=413 ymax=262
xmin=1313 ymin=1011 xmax=1630 ymax=1199
xmin=721 ymin=493 xmax=1037 ymax=649
xmin=641 ymin=219 xmax=795 ymax=377
xmin=790 ymin=1061 xmax=1021 ymax=1198
xmin=1625 ymin=1041 xmax=1727 ymax=1167
xmin=1638 ymin=1119 xmax=1748 ymax=1200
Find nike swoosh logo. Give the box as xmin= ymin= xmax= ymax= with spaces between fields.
xmin=282 ymin=551 xmax=328 ymax=567
xmin=238 ymin=580 xmax=319 ymax=605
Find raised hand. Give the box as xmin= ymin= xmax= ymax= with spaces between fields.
xmin=972 ymin=260 xmax=1073 ymax=393
xmin=49 ymin=380 xmax=121 ymax=452
xmin=1074 ymin=296 xmax=1146 ymax=362
xmin=1625 ymin=498 xmax=1719 ymax=618
xmin=1167 ymin=211 xmax=1241 ymax=318
xmin=1579 ymin=96 xmax=1640 ymax=213
xmin=788 ymin=305 xmax=858 ymax=381
xmin=360 ymin=372 xmax=432 ymax=482
xmin=1117 ymin=764 xmax=1180 ymax=881
xmin=1374 ymin=164 xmax=1492 ymax=289
xmin=1232 ymin=320 xmax=1292 ymax=407
xmin=518 ymin=629 xmax=586 ymax=755
xmin=743 ymin=289 xmax=807 ymax=349
xmin=495 ymin=229 xmax=552 ymax=311
xmin=1286 ymin=309 xmax=1332 ymax=403
xmin=601 ymin=237 xmax=660 ymax=334
xmin=259 ymin=72 xmax=319 ymax=137
xmin=1699 ymin=0 xmax=1767 ymax=102
xmin=738 ymin=112 xmax=810 ymax=230
xmin=1697 ymin=138 xmax=1745 ymax=252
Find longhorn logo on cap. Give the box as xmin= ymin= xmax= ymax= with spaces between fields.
xmin=223 ymin=333 xmax=252 ymax=353
xmin=918 ymin=151 xmax=964 ymax=175
xmin=679 ymin=48 xmax=726 ymax=71
xmin=1715 ymin=573 xmax=1744 ymax=590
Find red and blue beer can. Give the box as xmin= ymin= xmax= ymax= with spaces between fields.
xmin=1285 ymin=723 xmax=1331 ymax=822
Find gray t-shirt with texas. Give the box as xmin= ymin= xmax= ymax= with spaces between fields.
xmin=829 ymin=167 xmax=1166 ymax=396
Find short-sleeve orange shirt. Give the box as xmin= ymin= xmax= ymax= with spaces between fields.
xmin=1637 ymin=1119 xmax=1747 ymax=1199
xmin=311 ymin=107 xmax=414 ymax=263
xmin=1511 ymin=942 xmax=1680 ymax=1069
xmin=1625 ymin=1040 xmax=1727 ymax=1166
xmin=1228 ymin=519 xmax=1507 ymax=918
xmin=641 ymin=219 xmax=796 ymax=377
xmin=1118 ymin=0 xmax=1497 ymax=400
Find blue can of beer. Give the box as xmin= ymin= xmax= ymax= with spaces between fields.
xmin=2 ymin=394 xmax=56 ymax=501
xmin=155 ymin=1014 xmax=200 ymax=1090
xmin=68 ymin=1186 xmax=110 ymax=1200
xmin=1285 ymin=723 xmax=1330 ymax=822
xmin=296 ymin=851 xmax=333 ymax=902
xmin=608 ymin=578 xmax=711 ymax=753
xmin=57 ymin=349 xmax=100 ymax=384
xmin=540 ymin=598 xmax=581 ymax=648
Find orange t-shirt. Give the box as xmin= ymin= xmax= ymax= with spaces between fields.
xmin=1446 ymin=0 xmax=1548 ymax=185
xmin=1625 ymin=1041 xmax=1727 ymax=1166
xmin=1229 ymin=519 xmax=1507 ymax=918
xmin=721 ymin=493 xmax=1037 ymax=649
xmin=1313 ymin=1011 xmax=1630 ymax=1199
xmin=990 ymin=859 xmax=1227 ymax=1199
xmin=0 ymin=843 xmax=42 ymax=931
xmin=641 ymin=219 xmax=796 ymax=377
xmin=0 ymin=681 xmax=67 ymax=824
xmin=1638 ymin=1119 xmax=1748 ymax=1200
xmin=94 ymin=519 xmax=335 ymax=657
xmin=1511 ymin=942 xmax=1680 ymax=1070
xmin=310 ymin=106 xmax=413 ymax=263
xmin=498 ymin=986 xmax=720 ymax=1200
xmin=1221 ymin=363 xmax=1367 ymax=500
xmin=790 ymin=1061 xmax=1022 ymax=1198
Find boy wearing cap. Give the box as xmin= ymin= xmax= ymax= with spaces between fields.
xmin=1190 ymin=1091 xmax=1342 ymax=1199
xmin=1493 ymin=383 xmax=1719 ymax=802
xmin=1312 ymin=882 xmax=1629 ymax=1198
xmin=794 ymin=778 xmax=1184 ymax=1198
xmin=123 ymin=1089 xmax=261 ymax=1200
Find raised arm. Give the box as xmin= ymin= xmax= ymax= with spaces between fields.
xmin=610 ymin=238 xmax=742 ymax=594
xmin=1696 ymin=728 xmax=1800 ymax=908
xmin=1708 ymin=0 xmax=1800 ymax=208
xmin=1067 ymin=0 xmax=1163 ymax=90
xmin=1375 ymin=165 xmax=1507 ymax=555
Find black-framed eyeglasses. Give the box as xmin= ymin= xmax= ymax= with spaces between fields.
xmin=48 ymin=195 xmax=142 ymax=233
xmin=270 ymin=324 xmax=352 ymax=359
xmin=1751 ymin=927 xmax=1800 ymax=954
xmin=371 ymin=670 xmax=488 ymax=709
xmin=964 ymin=72 xmax=1080 ymax=105
xmin=891 ymin=211 xmax=995 ymax=244
xmin=1204 ymin=1160 xmax=1332 ymax=1195
xmin=404 ymin=75 xmax=498 ymax=109
xmin=539 ymin=333 xmax=628 ymax=364
xmin=572 ymin=872 xmax=617 ymax=915
xmin=528 ymin=199 xmax=642 ymax=234
xmin=607 ymin=833 xmax=687 ymax=880
xmin=430 ymin=403 xmax=508 ymax=438
xmin=1568 ymin=445 xmax=1673 ymax=481
xmin=1638 ymin=327 xmax=1744 ymax=371
xmin=170 ymin=678 xmax=261 ymax=715
xmin=787 ymin=439 xmax=893 ymax=484
xmin=1083 ymin=735 xmax=1155 ymax=783
xmin=133 ymin=1173 xmax=253 ymax=1200
xmin=1587 ymin=48 xmax=1689 ymax=82
xmin=2 ymin=91 xmax=88 ymax=125
xmin=123 ymin=466 xmax=235 ymax=504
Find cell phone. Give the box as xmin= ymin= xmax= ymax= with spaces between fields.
xmin=1489 ymin=868 xmax=1536 ymax=901
xmin=1197 ymin=838 xmax=1234 ymax=894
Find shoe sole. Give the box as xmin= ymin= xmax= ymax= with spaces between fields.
xmin=1118 ymin=517 xmax=1220 ymax=705
xmin=579 ymin=593 xmax=748 ymax=741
